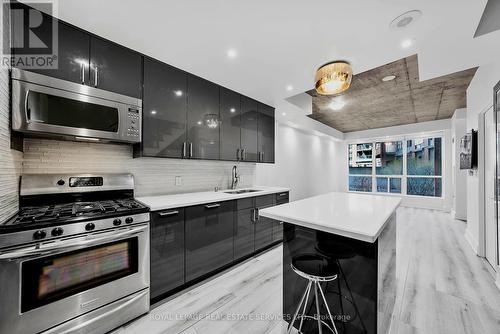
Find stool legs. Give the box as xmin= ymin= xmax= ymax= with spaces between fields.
xmin=317 ymin=282 xmax=339 ymax=334
xmin=288 ymin=281 xmax=312 ymax=334
xmin=287 ymin=280 xmax=339 ymax=334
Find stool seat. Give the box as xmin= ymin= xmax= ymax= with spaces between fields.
xmin=291 ymin=254 xmax=339 ymax=282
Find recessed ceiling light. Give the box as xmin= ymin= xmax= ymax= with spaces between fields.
xmin=282 ymin=112 xmax=287 ymax=116
xmin=230 ymin=108 xmax=236 ymax=113
xmin=227 ymin=48 xmax=238 ymax=59
xmin=390 ymin=10 xmax=422 ymax=30
xmin=197 ymin=121 xmax=202 ymax=125
xmin=286 ymin=85 xmax=293 ymax=92
xmin=401 ymin=39 xmax=413 ymax=49
xmin=382 ymin=75 xmax=396 ymax=82
xmin=151 ymin=110 xmax=157 ymax=115
xmin=328 ymin=99 xmax=346 ymax=111
xmin=174 ymin=90 xmax=183 ymax=97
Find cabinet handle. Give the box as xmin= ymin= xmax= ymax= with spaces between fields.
xmin=252 ymin=208 xmax=260 ymax=222
xmin=80 ymin=63 xmax=85 ymax=84
xmin=242 ymin=148 xmax=246 ymax=161
xmin=189 ymin=142 xmax=193 ymax=158
xmin=159 ymin=210 xmax=179 ymax=217
xmin=94 ymin=66 xmax=98 ymax=87
xmin=205 ymin=203 xmax=220 ymax=209
xmin=182 ymin=142 xmax=187 ymax=158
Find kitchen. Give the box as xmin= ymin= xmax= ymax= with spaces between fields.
xmin=1 ymin=1 xmax=500 ymax=334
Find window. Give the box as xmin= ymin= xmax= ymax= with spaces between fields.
xmin=348 ymin=143 xmax=373 ymax=191
xmin=375 ymin=141 xmax=403 ymax=194
xmin=406 ymin=137 xmax=442 ymax=197
xmin=347 ymin=136 xmax=443 ymax=197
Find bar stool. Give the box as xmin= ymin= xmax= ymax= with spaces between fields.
xmin=315 ymin=241 xmax=367 ymax=333
xmin=287 ymin=254 xmax=340 ymax=334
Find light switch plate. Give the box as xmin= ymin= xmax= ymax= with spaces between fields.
xmin=175 ymin=176 xmax=182 ymax=186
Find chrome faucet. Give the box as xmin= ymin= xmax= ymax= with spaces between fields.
xmin=231 ymin=165 xmax=239 ymax=190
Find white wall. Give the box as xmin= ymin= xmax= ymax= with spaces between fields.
xmin=343 ymin=120 xmax=453 ymax=211
xmin=465 ymin=61 xmax=500 ymax=255
xmin=451 ymin=109 xmax=468 ymax=221
xmin=256 ymin=123 xmax=345 ymax=201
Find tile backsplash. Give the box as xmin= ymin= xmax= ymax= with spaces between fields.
xmin=23 ymin=139 xmax=256 ymax=196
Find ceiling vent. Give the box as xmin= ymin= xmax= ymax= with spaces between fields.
xmin=390 ymin=10 xmax=422 ymax=30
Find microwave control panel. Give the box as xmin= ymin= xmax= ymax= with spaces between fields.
xmin=126 ymin=107 xmax=141 ymax=139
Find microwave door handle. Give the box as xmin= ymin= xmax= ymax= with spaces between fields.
xmin=0 ymin=224 xmax=148 ymax=260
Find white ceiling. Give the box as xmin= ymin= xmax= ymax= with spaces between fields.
xmin=45 ymin=0 xmax=499 ymax=108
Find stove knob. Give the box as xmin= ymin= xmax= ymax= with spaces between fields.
xmin=56 ymin=179 xmax=65 ymax=186
xmin=51 ymin=227 xmax=64 ymax=237
xmin=113 ymin=218 xmax=122 ymax=226
xmin=85 ymin=223 xmax=95 ymax=231
xmin=125 ymin=217 xmax=134 ymax=224
xmin=33 ymin=230 xmax=46 ymax=240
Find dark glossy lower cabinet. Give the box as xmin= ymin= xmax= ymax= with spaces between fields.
xmin=234 ymin=198 xmax=255 ymax=261
xmin=185 ymin=201 xmax=234 ymax=281
xmin=151 ymin=191 xmax=288 ymax=303
xmin=150 ymin=209 xmax=185 ymax=300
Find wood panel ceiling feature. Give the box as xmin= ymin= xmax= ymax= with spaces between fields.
xmin=307 ymin=55 xmax=477 ymax=132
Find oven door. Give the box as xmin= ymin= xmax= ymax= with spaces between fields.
xmin=11 ymin=68 xmax=142 ymax=143
xmin=0 ymin=223 xmax=149 ymax=334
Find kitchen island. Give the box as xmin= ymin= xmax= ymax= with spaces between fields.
xmin=260 ymin=192 xmax=400 ymax=334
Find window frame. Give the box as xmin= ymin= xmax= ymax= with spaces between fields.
xmin=347 ymin=133 xmax=444 ymax=198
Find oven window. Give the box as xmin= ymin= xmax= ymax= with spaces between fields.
xmin=27 ymin=91 xmax=119 ymax=132
xmin=21 ymin=238 xmax=138 ymax=313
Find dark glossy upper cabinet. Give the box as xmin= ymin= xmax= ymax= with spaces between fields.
xmin=220 ymin=88 xmax=242 ymax=161
xmin=240 ymin=96 xmax=259 ymax=162
xmin=141 ymin=58 xmax=188 ymax=158
xmin=89 ymin=37 xmax=142 ymax=98
xmin=9 ymin=3 xmax=90 ymax=84
xmin=150 ymin=209 xmax=185 ymax=301
xmin=258 ymin=103 xmax=276 ymax=163
xmin=187 ymin=75 xmax=220 ymax=160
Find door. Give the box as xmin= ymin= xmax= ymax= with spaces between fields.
xmin=10 ymin=3 xmax=90 ymax=84
xmin=187 ymin=75 xmax=220 ymax=160
xmin=485 ymin=107 xmax=498 ymax=269
xmin=185 ymin=201 xmax=234 ymax=281
xmin=240 ymin=96 xmax=259 ymax=162
xmin=258 ymin=103 xmax=275 ymax=163
xmin=89 ymin=36 xmax=142 ymax=98
xmin=150 ymin=209 xmax=185 ymax=300
xmin=234 ymin=198 xmax=255 ymax=260
xmin=254 ymin=195 xmax=275 ymax=250
xmin=220 ymin=88 xmax=242 ymax=161
xmin=142 ymin=58 xmax=188 ymax=158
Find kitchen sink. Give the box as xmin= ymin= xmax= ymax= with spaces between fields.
xmin=224 ymin=189 xmax=261 ymax=194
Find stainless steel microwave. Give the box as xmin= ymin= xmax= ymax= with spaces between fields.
xmin=11 ymin=68 xmax=142 ymax=143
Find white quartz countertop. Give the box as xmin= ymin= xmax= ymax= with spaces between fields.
xmin=137 ymin=186 xmax=290 ymax=211
xmin=259 ymin=192 xmax=401 ymax=243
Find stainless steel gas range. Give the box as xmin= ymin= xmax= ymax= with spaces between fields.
xmin=0 ymin=174 xmax=150 ymax=334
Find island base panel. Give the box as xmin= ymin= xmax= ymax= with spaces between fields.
xmin=283 ymin=213 xmax=396 ymax=334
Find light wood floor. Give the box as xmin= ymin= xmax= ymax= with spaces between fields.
xmin=113 ymin=207 xmax=500 ymax=334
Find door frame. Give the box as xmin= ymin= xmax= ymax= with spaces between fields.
xmin=479 ymin=106 xmax=499 ymax=276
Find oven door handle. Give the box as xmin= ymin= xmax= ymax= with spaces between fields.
xmin=0 ymin=224 xmax=148 ymax=260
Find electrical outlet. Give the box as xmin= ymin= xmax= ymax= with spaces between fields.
xmin=175 ymin=176 xmax=182 ymax=186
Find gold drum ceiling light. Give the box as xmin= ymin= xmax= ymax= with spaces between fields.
xmin=315 ymin=61 xmax=353 ymax=95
